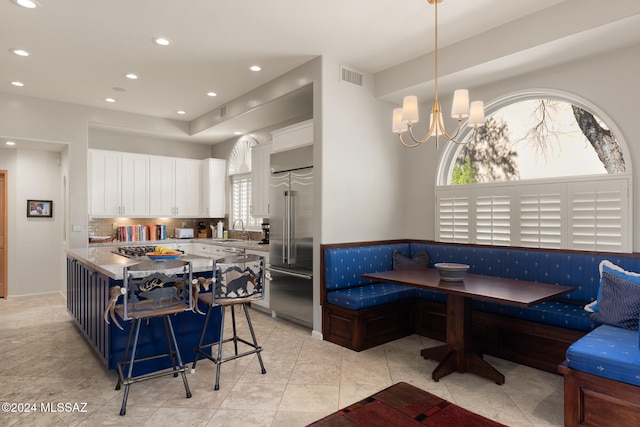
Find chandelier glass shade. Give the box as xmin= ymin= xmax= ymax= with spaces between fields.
xmin=392 ymin=0 xmax=485 ymax=148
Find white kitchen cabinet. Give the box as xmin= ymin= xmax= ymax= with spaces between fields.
xmin=175 ymin=158 xmax=202 ymax=216
xmin=190 ymin=243 xmax=230 ymax=259
xmin=202 ymin=158 xmax=226 ymax=218
xmin=271 ymin=119 xmax=313 ymax=153
xmin=89 ymin=149 xmax=149 ymax=217
xmin=250 ymin=142 xmax=271 ymax=218
xmin=175 ymin=242 xmax=193 ymax=254
xmin=149 ymin=156 xmax=202 ymax=217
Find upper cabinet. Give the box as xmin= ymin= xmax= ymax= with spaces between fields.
xmin=89 ymin=150 xmax=149 ymax=217
xmin=89 ymin=149 xmax=207 ymax=218
xmin=202 ymin=158 xmax=226 ymax=218
xmin=149 ymin=156 xmax=202 ymax=217
xmin=271 ymin=119 xmax=313 ymax=153
xmin=251 ymin=142 xmax=271 ymax=218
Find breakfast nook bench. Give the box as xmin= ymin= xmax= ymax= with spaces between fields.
xmin=321 ymin=240 xmax=640 ymax=374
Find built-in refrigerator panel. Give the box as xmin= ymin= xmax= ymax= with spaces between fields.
xmin=269 ymin=145 xmax=313 ymax=328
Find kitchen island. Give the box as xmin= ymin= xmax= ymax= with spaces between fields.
xmin=66 ymin=247 xmax=219 ymax=372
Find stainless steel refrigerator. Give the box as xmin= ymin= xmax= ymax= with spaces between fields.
xmin=269 ymin=145 xmax=313 ymax=328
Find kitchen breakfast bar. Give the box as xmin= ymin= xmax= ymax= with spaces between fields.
xmin=66 ymin=247 xmax=219 ymax=372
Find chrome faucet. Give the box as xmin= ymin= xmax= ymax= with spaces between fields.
xmin=232 ymin=219 xmax=251 ymax=240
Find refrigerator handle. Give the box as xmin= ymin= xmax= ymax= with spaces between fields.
xmin=286 ymin=189 xmax=292 ymax=264
xmin=269 ymin=266 xmax=313 ymax=280
xmin=283 ymin=190 xmax=289 ymax=264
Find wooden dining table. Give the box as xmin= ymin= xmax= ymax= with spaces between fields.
xmin=362 ymin=268 xmax=573 ymax=385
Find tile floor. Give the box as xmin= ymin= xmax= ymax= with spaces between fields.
xmin=0 ymin=293 xmax=564 ymax=426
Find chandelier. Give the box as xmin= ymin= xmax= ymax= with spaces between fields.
xmin=392 ymin=0 xmax=485 ymax=148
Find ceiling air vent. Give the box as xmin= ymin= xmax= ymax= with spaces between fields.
xmin=219 ymin=105 xmax=227 ymax=118
xmin=340 ymin=66 xmax=364 ymax=87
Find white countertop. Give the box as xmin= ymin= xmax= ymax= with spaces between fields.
xmin=67 ymin=247 xmax=214 ymax=280
xmin=88 ymin=237 xmax=269 ymax=253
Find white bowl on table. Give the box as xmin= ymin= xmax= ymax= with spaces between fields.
xmin=434 ymin=263 xmax=470 ymax=281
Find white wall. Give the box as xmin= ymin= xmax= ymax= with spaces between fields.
xmin=319 ymin=57 xmax=405 ymax=244
xmin=89 ymin=128 xmax=212 ymax=159
xmin=13 ymin=149 xmax=63 ymax=296
xmin=402 ymin=44 xmax=640 ymax=249
xmin=0 ymin=92 xmax=202 ymax=297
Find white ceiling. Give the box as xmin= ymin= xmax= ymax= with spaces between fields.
xmin=2 ymin=0 xmax=639 ymax=147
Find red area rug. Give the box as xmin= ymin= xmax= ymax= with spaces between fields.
xmin=308 ymin=382 xmax=507 ymax=427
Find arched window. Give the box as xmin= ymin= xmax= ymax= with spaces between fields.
xmin=228 ymin=137 xmax=261 ymax=230
xmin=436 ymin=92 xmax=632 ymax=252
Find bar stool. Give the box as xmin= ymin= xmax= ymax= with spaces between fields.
xmin=110 ymin=259 xmax=194 ymax=416
xmin=191 ymin=253 xmax=267 ymax=390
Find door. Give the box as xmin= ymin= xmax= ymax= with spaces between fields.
xmin=174 ymin=158 xmax=201 ymax=216
xmin=149 ymin=156 xmax=175 ymax=216
xmin=0 ymin=170 xmax=6 ymax=298
xmin=289 ymin=168 xmax=313 ymax=272
xmin=89 ymin=150 xmax=120 ymax=216
xmin=269 ymin=171 xmax=289 ymax=268
xmin=120 ymin=153 xmax=149 ymax=216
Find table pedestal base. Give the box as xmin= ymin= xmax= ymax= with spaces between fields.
xmin=421 ymin=345 xmax=505 ymax=385
xmin=421 ymin=294 xmax=505 ymax=385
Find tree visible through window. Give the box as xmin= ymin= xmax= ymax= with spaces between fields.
xmin=438 ymin=97 xmax=631 ymax=252
xmin=451 ymin=99 xmax=620 ymax=184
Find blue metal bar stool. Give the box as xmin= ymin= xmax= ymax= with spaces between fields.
xmin=110 ymin=259 xmax=194 ymax=416
xmin=191 ymin=253 xmax=267 ymax=390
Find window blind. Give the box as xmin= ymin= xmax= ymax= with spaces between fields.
xmin=437 ymin=195 xmax=469 ymax=242
xmin=231 ymin=173 xmax=260 ymax=229
xmin=436 ymin=175 xmax=631 ymax=252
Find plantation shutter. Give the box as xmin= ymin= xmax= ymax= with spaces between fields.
xmin=436 ymin=175 xmax=631 ymax=252
xmin=231 ymin=173 xmax=260 ymax=229
xmin=519 ymin=191 xmax=562 ymax=248
xmin=569 ymin=179 xmax=628 ymax=252
xmin=475 ymin=195 xmax=510 ymax=246
xmin=437 ymin=195 xmax=469 ymax=242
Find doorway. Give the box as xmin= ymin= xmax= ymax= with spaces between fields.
xmin=0 ymin=170 xmax=6 ymax=298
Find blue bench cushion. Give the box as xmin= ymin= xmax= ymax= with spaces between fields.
xmin=324 ymin=243 xmax=410 ymax=291
xmin=415 ymin=288 xmax=447 ymax=304
xmin=566 ymin=325 xmax=640 ymax=386
xmin=326 ymin=282 xmax=416 ymax=310
xmin=473 ymin=300 xmax=599 ymax=331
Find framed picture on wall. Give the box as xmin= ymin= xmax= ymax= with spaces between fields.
xmin=27 ymin=200 xmax=53 ymax=218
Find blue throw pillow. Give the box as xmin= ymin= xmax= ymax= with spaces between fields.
xmin=590 ymin=271 xmax=640 ymax=330
xmin=584 ymin=260 xmax=640 ymax=313
xmin=392 ymin=250 xmax=430 ymax=270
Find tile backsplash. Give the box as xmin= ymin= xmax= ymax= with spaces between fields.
xmin=89 ymin=217 xmax=262 ymax=242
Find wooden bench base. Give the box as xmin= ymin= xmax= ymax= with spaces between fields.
xmin=322 ymin=299 xmax=415 ymax=352
xmin=558 ymin=362 xmax=640 ymax=426
xmin=323 ymin=298 xmax=587 ymax=374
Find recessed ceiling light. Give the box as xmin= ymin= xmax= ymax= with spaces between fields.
xmin=176 ymin=110 xmax=186 ymax=115
xmin=207 ymin=92 xmax=217 ymax=97
xmin=233 ymin=131 xmax=243 ymax=135
xmin=104 ymin=97 xmax=116 ymax=103
xmin=11 ymin=81 xmax=24 ymax=87
xmin=13 ymin=0 xmax=38 ymax=9
xmin=6 ymin=141 xmax=16 ymax=146
xmin=249 ymin=65 xmax=261 ymax=72
xmin=10 ymin=48 xmax=29 ymax=57
xmin=152 ymin=37 xmax=171 ymax=46
xmin=125 ymin=73 xmax=138 ymax=80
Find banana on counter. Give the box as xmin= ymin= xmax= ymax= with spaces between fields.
xmin=154 ymin=246 xmax=181 ymax=255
